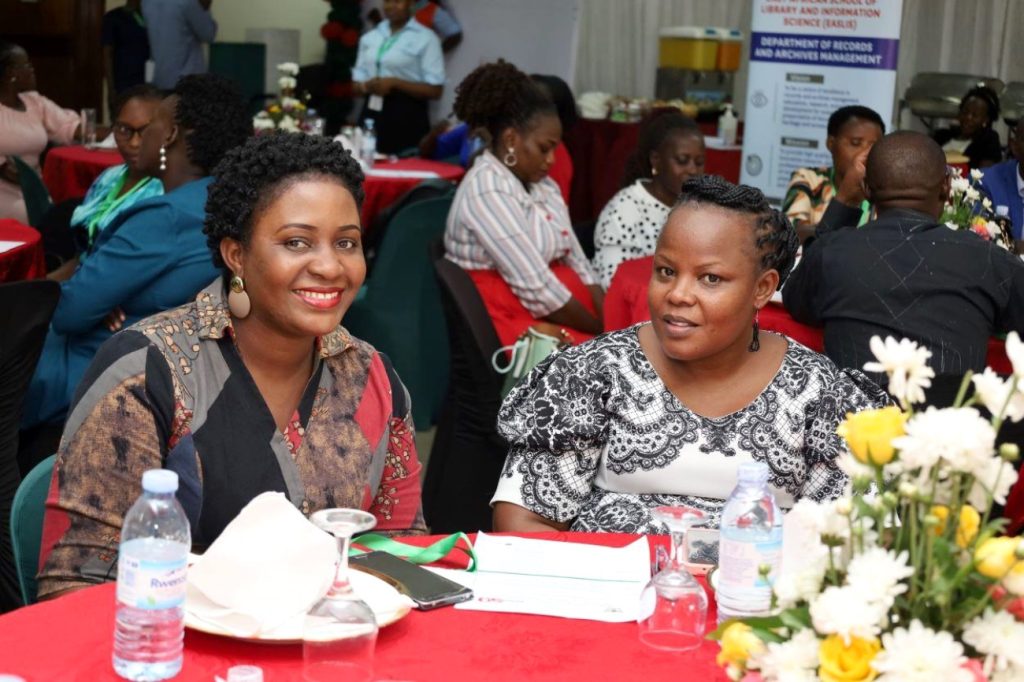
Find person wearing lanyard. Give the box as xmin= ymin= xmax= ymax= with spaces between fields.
xmin=352 ymin=0 xmax=444 ymax=155
xmin=782 ymin=105 xmax=885 ymax=243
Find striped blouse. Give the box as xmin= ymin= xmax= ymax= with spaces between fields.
xmin=445 ymin=150 xmax=598 ymax=317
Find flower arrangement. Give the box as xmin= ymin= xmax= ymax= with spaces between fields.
xmin=941 ymin=167 xmax=1013 ymax=251
xmin=712 ymin=334 xmax=1024 ymax=682
xmin=253 ymin=62 xmax=309 ymax=133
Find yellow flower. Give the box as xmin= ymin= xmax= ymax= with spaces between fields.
xmin=975 ymin=536 xmax=1020 ymax=579
xmin=930 ymin=505 xmax=981 ymax=548
xmin=268 ymin=104 xmax=281 ymax=113
xmin=716 ymin=622 xmax=766 ymax=669
xmin=818 ymin=634 xmax=881 ymax=682
xmin=836 ymin=407 xmax=906 ymax=465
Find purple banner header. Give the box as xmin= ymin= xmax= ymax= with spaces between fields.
xmin=750 ymin=32 xmax=899 ymax=71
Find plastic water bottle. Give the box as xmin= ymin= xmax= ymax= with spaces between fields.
xmin=718 ymin=103 xmax=738 ymax=146
xmin=716 ymin=461 xmax=782 ymax=626
xmin=113 ymin=470 xmax=191 ymax=681
xmin=361 ymin=119 xmax=377 ymax=168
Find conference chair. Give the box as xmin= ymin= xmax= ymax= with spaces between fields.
xmin=12 ymin=157 xmax=53 ymax=229
xmin=10 ymin=454 xmax=54 ymax=606
xmin=342 ymin=196 xmax=454 ymax=429
xmin=209 ymin=42 xmax=271 ymax=116
xmin=0 ymin=280 xmax=60 ymax=612
xmin=424 ymin=246 xmax=507 ymax=533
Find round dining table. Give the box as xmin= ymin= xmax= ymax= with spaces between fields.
xmin=42 ymin=145 xmax=123 ymax=204
xmin=0 ymin=219 xmax=46 ymax=282
xmin=0 ymin=532 xmax=727 ymax=681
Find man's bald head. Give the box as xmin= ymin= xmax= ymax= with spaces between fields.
xmin=865 ymin=131 xmax=950 ymax=217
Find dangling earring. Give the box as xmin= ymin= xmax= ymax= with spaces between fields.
xmin=228 ymin=275 xmax=251 ymax=319
xmin=651 ymin=167 xmax=658 ymax=176
xmin=749 ymin=309 xmax=760 ymax=353
xmin=159 ymin=145 xmax=167 ymax=172
xmin=503 ymin=147 xmax=517 ymax=167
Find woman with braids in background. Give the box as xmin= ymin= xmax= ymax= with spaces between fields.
xmin=445 ymin=60 xmax=603 ymax=347
xmin=37 ymin=133 xmax=425 ymax=598
xmin=492 ymin=176 xmax=888 ymax=534
xmin=592 ymin=111 xmax=705 ymax=288
xmin=21 ymin=74 xmax=251 ymax=432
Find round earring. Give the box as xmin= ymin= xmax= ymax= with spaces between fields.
xmin=651 ymin=167 xmax=658 ymax=177
xmin=503 ymin=147 xmax=517 ymax=167
xmin=228 ymin=275 xmax=251 ymax=319
xmin=748 ymin=309 xmax=760 ymax=353
xmin=159 ymin=144 xmax=167 ymax=172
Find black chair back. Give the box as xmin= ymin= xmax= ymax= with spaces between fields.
xmin=0 ymin=279 xmax=59 ymax=613
xmin=425 ymin=249 xmax=507 ymax=533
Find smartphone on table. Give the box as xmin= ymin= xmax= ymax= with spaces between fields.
xmin=349 ymin=551 xmax=473 ymax=610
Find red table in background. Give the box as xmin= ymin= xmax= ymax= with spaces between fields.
xmin=42 ymin=146 xmax=123 ymax=203
xmin=0 ymin=532 xmax=727 ymax=681
xmin=564 ymin=118 xmax=742 ymax=224
xmin=361 ymin=158 xmax=464 ymax=230
xmin=0 ymin=219 xmax=46 ymax=282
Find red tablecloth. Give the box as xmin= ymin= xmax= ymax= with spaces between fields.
xmin=0 ymin=532 xmax=727 ymax=681
xmin=362 ymin=158 xmax=465 ymax=230
xmin=564 ymin=119 xmax=742 ymax=224
xmin=0 ymin=218 xmax=46 ymax=282
xmin=42 ymin=146 xmax=123 ymax=203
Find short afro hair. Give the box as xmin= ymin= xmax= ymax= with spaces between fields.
xmin=112 ymin=83 xmax=164 ymax=119
xmin=671 ymin=175 xmax=799 ymax=289
xmin=826 ymin=105 xmax=886 ymax=137
xmin=171 ymin=73 xmax=252 ymax=174
xmin=204 ymin=133 xmax=365 ymax=271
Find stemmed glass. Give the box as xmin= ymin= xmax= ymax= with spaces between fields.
xmin=638 ymin=506 xmax=709 ymax=652
xmin=303 ymin=509 xmax=378 ymax=682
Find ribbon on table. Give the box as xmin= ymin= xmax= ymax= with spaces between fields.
xmin=351 ymin=532 xmax=477 ymax=572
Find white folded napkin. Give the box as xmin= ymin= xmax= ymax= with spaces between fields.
xmin=186 ymin=492 xmax=337 ymax=638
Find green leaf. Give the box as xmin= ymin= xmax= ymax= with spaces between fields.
xmin=778 ymin=606 xmax=811 ymax=630
xmin=751 ymin=627 xmax=786 ymax=644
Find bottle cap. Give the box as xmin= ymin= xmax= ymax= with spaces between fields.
xmin=142 ymin=469 xmax=179 ymax=494
xmin=227 ymin=665 xmax=264 ymax=682
xmin=736 ymin=461 xmax=769 ymax=484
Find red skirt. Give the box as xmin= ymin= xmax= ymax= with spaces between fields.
xmin=467 ymin=265 xmax=597 ymax=349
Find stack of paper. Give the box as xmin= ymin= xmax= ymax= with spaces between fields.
xmin=431 ymin=533 xmax=650 ymax=623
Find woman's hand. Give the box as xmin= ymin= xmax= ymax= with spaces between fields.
xmin=366 ymin=78 xmax=397 ymax=96
xmin=103 ymin=306 xmax=126 ymax=332
xmin=587 ymin=284 xmax=605 ymax=322
xmin=835 ymin=147 xmax=870 ymax=206
xmin=493 ymin=502 xmax=571 ymax=533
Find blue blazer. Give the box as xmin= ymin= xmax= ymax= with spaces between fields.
xmin=23 ymin=177 xmax=220 ymax=428
xmin=980 ymin=160 xmax=1023 ymax=240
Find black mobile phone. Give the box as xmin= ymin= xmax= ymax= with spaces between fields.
xmin=349 ymin=551 xmax=474 ymax=610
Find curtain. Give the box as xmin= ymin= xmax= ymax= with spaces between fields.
xmin=575 ymin=0 xmax=1023 ymax=127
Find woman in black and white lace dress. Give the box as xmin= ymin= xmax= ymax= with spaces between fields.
xmin=491 ymin=176 xmax=889 ymax=534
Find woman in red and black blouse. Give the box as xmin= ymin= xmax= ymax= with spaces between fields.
xmin=38 ymin=134 xmax=425 ymax=599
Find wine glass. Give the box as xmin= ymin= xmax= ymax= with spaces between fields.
xmin=303 ymin=509 xmax=378 ymax=682
xmin=638 ymin=506 xmax=709 ymax=652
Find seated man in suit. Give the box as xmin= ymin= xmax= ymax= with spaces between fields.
xmin=784 ymin=131 xmax=1024 ymax=400
xmin=980 ymin=117 xmax=1023 ymax=245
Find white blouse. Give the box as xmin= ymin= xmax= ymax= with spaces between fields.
xmin=592 ymin=180 xmax=671 ymax=288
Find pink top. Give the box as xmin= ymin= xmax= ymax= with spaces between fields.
xmin=0 ymin=91 xmax=80 ymax=221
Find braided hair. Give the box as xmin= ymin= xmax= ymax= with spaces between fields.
xmin=204 ymin=133 xmax=364 ymax=272
xmin=452 ymin=60 xmax=557 ymax=145
xmin=674 ymin=176 xmax=799 ymax=288
xmin=622 ymin=110 xmax=702 ymax=187
xmin=960 ymin=86 xmax=1000 ymax=127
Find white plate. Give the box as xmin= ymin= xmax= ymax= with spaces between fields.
xmin=184 ymin=569 xmax=412 ymax=643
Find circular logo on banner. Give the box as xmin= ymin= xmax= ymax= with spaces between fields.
xmin=751 ymin=91 xmax=769 ymax=108
xmin=745 ymin=155 xmax=764 ymax=177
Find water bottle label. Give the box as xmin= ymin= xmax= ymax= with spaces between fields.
xmin=718 ymin=536 xmax=782 ymax=590
xmin=116 ymin=554 xmax=187 ymax=610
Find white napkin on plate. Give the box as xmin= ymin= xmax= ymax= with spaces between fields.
xmin=186 ymin=492 xmax=337 ymax=638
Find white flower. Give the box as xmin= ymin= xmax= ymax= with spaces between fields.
xmin=753 ymin=628 xmax=820 ymax=682
xmin=968 ymin=454 xmax=1019 ymax=508
xmin=963 ymin=609 xmax=1024 ymax=675
xmin=809 ymin=586 xmax=885 ymax=643
xmin=862 ymin=336 xmax=934 ymax=408
xmin=992 ymin=666 xmax=1024 ymax=682
xmin=837 ymin=450 xmax=874 ymax=482
xmin=983 ymin=197 xmax=993 ymax=209
xmin=970 ymin=168 xmax=985 ymax=181
xmin=872 ymin=620 xmax=971 ymax=682
xmin=972 ymin=367 xmax=1024 ymax=422
xmin=945 ymin=221 xmax=959 ymax=230
xmin=950 ymin=176 xmax=970 ymax=195
xmin=1006 ymin=332 xmax=1024 ymax=378
xmin=252 ymin=116 xmax=275 ymax=131
xmin=844 ymin=548 xmax=913 ymax=611
xmin=966 ymin=187 xmax=981 ymax=202
xmin=281 ymin=96 xmax=301 ymax=110
xmin=891 ymin=407 xmax=996 ymax=475
xmin=278 ymin=75 xmax=297 ymax=90
xmin=276 ymin=61 xmax=299 ymax=76
xmin=277 ymin=115 xmax=300 ymax=132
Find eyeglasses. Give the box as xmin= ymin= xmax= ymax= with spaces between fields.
xmin=113 ymin=122 xmax=149 ymax=140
